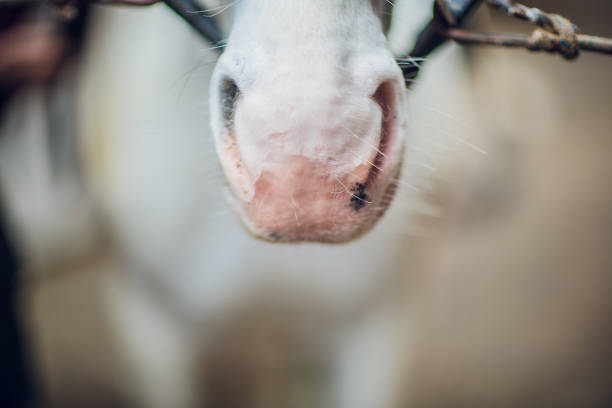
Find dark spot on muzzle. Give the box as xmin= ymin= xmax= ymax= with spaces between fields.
xmin=349 ymin=183 xmax=369 ymax=212
xmin=268 ymin=233 xmax=282 ymax=241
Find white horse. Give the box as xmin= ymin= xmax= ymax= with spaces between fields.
xmin=8 ymin=0 xmax=612 ymax=406
xmin=77 ymin=1 xmax=450 ymax=407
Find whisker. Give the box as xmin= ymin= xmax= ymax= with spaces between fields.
xmin=389 ymin=177 xmax=419 ymax=192
xmin=202 ymin=208 xmax=231 ymax=221
xmin=414 ymin=121 xmax=488 ymax=155
xmin=404 ymin=161 xmax=438 ymax=172
xmin=289 ymin=194 xmax=300 ymax=223
xmin=186 ymin=1 xmax=236 ymax=17
xmin=347 ymin=150 xmax=384 ymax=173
xmin=340 ymin=125 xmax=386 ymax=158
xmin=396 ymin=57 xmax=428 ymax=62
xmin=424 ymin=106 xmax=474 ymax=129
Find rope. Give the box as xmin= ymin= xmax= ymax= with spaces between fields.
xmin=437 ymin=1 xmax=612 ymax=59
xmin=527 ymin=14 xmax=579 ymax=60
xmin=401 ymin=0 xmax=612 ymax=86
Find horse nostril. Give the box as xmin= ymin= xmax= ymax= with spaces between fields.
xmin=367 ymin=80 xmax=398 ymax=183
xmin=220 ymin=78 xmax=240 ymax=127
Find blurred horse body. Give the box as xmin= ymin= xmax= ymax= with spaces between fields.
xmin=77 ymin=2 xmax=423 ymax=407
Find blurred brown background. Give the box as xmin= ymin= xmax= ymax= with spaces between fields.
xmin=1 ymin=0 xmax=611 ymax=407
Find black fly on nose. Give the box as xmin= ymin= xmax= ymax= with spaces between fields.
xmin=349 ymin=183 xmax=370 ymax=212
xmin=220 ymin=78 xmax=240 ymax=127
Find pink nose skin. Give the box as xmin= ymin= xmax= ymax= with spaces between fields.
xmin=216 ymin=79 xmax=403 ymax=243
xmin=245 ymin=157 xmax=394 ymax=243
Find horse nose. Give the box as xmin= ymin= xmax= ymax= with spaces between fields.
xmin=210 ymin=51 xmax=405 ymax=242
